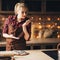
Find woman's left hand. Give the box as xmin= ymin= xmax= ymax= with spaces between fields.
xmin=22 ymin=20 xmax=31 ymax=27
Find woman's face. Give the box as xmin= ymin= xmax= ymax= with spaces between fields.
xmin=17 ymin=7 xmax=28 ymax=20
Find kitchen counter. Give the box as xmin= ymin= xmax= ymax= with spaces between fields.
xmin=0 ymin=38 xmax=60 ymax=49
xmin=11 ymin=50 xmax=54 ymax=60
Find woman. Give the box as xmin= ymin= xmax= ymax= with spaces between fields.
xmin=3 ymin=2 xmax=31 ymax=51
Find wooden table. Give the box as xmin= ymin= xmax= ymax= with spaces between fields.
xmin=12 ymin=50 xmax=54 ymax=60
xmin=0 ymin=38 xmax=60 ymax=49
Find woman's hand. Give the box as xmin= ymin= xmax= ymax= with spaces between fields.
xmin=22 ymin=20 xmax=31 ymax=40
xmin=22 ymin=20 xmax=31 ymax=27
xmin=3 ymin=33 xmax=19 ymax=39
xmin=9 ymin=34 xmax=19 ymax=39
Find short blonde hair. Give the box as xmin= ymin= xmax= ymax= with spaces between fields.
xmin=14 ymin=3 xmax=28 ymax=15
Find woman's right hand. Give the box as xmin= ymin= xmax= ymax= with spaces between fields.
xmin=9 ymin=34 xmax=19 ymax=39
xmin=3 ymin=33 xmax=19 ymax=39
xmin=22 ymin=20 xmax=31 ymax=27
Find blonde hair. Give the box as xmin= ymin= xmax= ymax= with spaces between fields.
xmin=14 ymin=3 xmax=28 ymax=15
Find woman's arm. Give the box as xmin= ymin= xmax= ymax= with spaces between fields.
xmin=22 ymin=20 xmax=31 ymax=41
xmin=3 ymin=33 xmax=19 ymax=39
xmin=22 ymin=25 xmax=29 ymax=40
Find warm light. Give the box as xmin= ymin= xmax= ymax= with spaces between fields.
xmin=31 ymin=17 xmax=34 ymax=19
xmin=55 ymin=23 xmax=57 ymax=26
xmin=38 ymin=23 xmax=41 ymax=24
xmin=2 ymin=17 xmax=5 ymax=21
xmin=37 ymin=36 xmax=39 ymax=38
xmin=46 ymin=25 xmax=51 ymax=28
xmin=57 ymin=26 xmax=60 ymax=29
xmin=47 ymin=17 xmax=51 ymax=21
xmin=57 ymin=32 xmax=58 ymax=34
xmin=57 ymin=18 xmax=60 ymax=20
xmin=39 ymin=25 xmax=42 ymax=29
xmin=39 ymin=17 xmax=41 ymax=20
xmin=57 ymin=35 xmax=60 ymax=38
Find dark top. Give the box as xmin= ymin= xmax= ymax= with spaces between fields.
xmin=3 ymin=15 xmax=31 ymax=50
